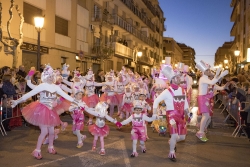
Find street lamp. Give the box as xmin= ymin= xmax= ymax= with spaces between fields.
xmin=224 ymin=59 xmax=228 ymax=64
xmin=137 ymin=51 xmax=142 ymax=57
xmin=34 ymin=16 xmax=44 ymax=69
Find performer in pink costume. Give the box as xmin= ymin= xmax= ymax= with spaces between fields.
xmin=153 ymin=65 xmax=192 ymax=162
xmin=139 ymin=89 xmax=151 ymax=139
xmin=88 ymin=101 xmax=117 ymax=155
xmin=100 ymin=70 xmax=118 ymax=116
xmin=116 ymin=100 xmax=157 ymax=157
xmin=82 ymin=68 xmax=102 ymax=125
xmin=180 ymin=65 xmax=193 ymax=105
xmin=195 ymin=60 xmax=228 ymax=142
xmin=69 ymin=87 xmax=105 ymax=148
xmin=120 ymin=84 xmax=134 ymax=119
xmin=115 ymin=71 xmax=129 ymax=117
xmin=132 ymin=84 xmax=141 ymax=100
xmin=10 ymin=64 xmax=83 ymax=160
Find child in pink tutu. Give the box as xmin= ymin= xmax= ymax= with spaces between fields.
xmin=116 ymin=100 xmax=157 ymax=157
xmin=120 ymin=84 xmax=134 ymax=119
xmin=132 ymin=84 xmax=140 ymax=100
xmin=11 ymin=64 xmax=83 ymax=160
xmin=115 ymin=71 xmax=128 ymax=116
xmin=100 ymin=70 xmax=118 ymax=116
xmin=88 ymin=101 xmax=117 ymax=155
xmin=82 ymin=68 xmax=102 ymax=125
xmin=69 ymin=87 xmax=105 ymax=148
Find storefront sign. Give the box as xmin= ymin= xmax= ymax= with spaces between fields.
xmin=20 ymin=42 xmax=49 ymax=54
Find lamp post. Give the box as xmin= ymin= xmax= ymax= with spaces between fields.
xmin=137 ymin=51 xmax=142 ymax=72
xmin=34 ymin=16 xmax=44 ymax=69
xmin=234 ymin=47 xmax=240 ymax=74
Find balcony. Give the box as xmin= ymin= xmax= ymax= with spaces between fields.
xmin=120 ymin=0 xmax=155 ymax=31
xmin=112 ymin=42 xmax=133 ymax=59
xmin=138 ymin=55 xmax=154 ymax=66
xmin=230 ymin=3 xmax=237 ymax=22
xmin=142 ymin=0 xmax=156 ymax=16
xmin=111 ymin=14 xmax=155 ymax=48
xmin=156 ymin=26 xmax=160 ymax=33
xmin=230 ymin=21 xmax=237 ymax=36
xmin=91 ymin=44 xmax=114 ymax=59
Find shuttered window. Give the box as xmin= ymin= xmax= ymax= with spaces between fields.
xmin=55 ymin=16 xmax=68 ymax=36
xmin=23 ymin=2 xmax=43 ymax=25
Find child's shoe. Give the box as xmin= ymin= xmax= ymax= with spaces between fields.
xmin=130 ymin=152 xmax=138 ymax=157
xmin=99 ymin=149 xmax=105 ymax=155
xmin=32 ymin=149 xmax=42 ymax=160
xmin=48 ymin=146 xmax=57 ymax=154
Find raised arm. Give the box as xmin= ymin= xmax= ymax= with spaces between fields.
xmin=142 ymin=114 xmax=157 ymax=122
xmin=62 ymin=79 xmax=73 ymax=87
xmin=27 ymin=80 xmax=37 ymax=89
xmin=60 ymin=84 xmax=72 ymax=93
xmin=105 ymin=115 xmax=117 ymax=123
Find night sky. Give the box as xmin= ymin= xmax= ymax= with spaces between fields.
xmin=159 ymin=0 xmax=233 ymax=66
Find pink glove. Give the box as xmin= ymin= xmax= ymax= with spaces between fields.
xmin=116 ymin=122 xmax=122 ymax=128
xmin=28 ymin=70 xmax=35 ymax=76
xmin=59 ymin=97 xmax=65 ymax=102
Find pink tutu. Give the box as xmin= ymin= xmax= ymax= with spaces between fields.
xmin=100 ymin=93 xmax=118 ymax=105
xmin=22 ymin=101 xmax=61 ymax=127
xmin=53 ymin=98 xmax=71 ymax=115
xmin=88 ymin=124 xmax=110 ymax=137
xmin=115 ymin=93 xmax=124 ymax=104
xmin=82 ymin=94 xmax=99 ymax=108
xmin=121 ymin=103 xmax=133 ymax=113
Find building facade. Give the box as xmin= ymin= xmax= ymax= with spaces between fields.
xmin=230 ymin=0 xmax=250 ymax=72
xmin=177 ymin=43 xmax=196 ymax=71
xmin=0 ymin=0 xmax=165 ymax=75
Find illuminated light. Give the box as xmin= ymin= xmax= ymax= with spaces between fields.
xmin=241 ymin=64 xmax=244 ymax=68
xmin=224 ymin=59 xmax=228 ymax=64
xmin=234 ymin=50 xmax=240 ymax=56
xmin=162 ymin=60 xmax=165 ymax=64
xmin=193 ymin=80 xmax=197 ymax=84
xmin=76 ymin=56 xmax=80 ymax=60
xmin=34 ymin=17 xmax=44 ymax=29
xmin=219 ymin=64 xmax=222 ymax=68
xmin=137 ymin=51 xmax=142 ymax=57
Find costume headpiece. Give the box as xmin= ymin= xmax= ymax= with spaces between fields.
xmin=162 ymin=65 xmax=180 ymax=81
xmin=195 ymin=60 xmax=211 ymax=72
xmin=176 ymin=62 xmax=184 ymax=72
xmin=41 ymin=64 xmax=55 ymax=83
xmin=133 ymin=100 xmax=143 ymax=109
xmin=85 ymin=67 xmax=94 ymax=80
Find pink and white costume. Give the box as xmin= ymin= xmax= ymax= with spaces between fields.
xmin=100 ymin=70 xmax=118 ymax=116
xmin=115 ymin=72 xmax=128 ymax=116
xmin=180 ymin=65 xmax=193 ymax=105
xmin=196 ymin=60 xmax=228 ymax=142
xmin=153 ymin=65 xmax=191 ymax=162
xmin=119 ymin=100 xmax=157 ymax=157
xmin=11 ymin=64 xmax=80 ymax=160
xmin=120 ymin=85 xmax=134 ymax=119
xmin=88 ymin=102 xmax=117 ymax=155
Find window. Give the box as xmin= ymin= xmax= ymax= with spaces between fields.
xmin=23 ymin=2 xmax=42 ymax=25
xmin=55 ymin=16 xmax=68 ymax=36
xmin=117 ymin=62 xmax=122 ymax=71
xmin=78 ymin=0 xmax=86 ymax=8
xmin=105 ymin=60 xmax=113 ymax=72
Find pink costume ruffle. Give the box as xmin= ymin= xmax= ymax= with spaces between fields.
xmin=21 ymin=101 xmax=61 ymax=127
xmin=72 ymin=109 xmax=84 ymax=131
xmin=100 ymin=93 xmax=118 ymax=105
xmin=166 ymin=110 xmax=187 ymax=135
xmin=115 ymin=93 xmax=124 ymax=104
xmin=121 ymin=103 xmax=133 ymax=113
xmin=88 ymin=124 xmax=110 ymax=137
xmin=53 ymin=98 xmax=71 ymax=115
xmin=82 ymin=94 xmax=99 ymax=108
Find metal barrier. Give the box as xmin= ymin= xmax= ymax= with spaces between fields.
xmin=0 ymin=93 xmax=23 ymax=136
xmin=231 ymin=101 xmax=248 ymax=137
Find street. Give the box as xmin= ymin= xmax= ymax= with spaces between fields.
xmin=0 ymin=88 xmax=250 ymax=167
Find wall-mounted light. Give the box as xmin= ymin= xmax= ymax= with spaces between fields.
xmin=76 ymin=56 xmax=80 ymax=60
xmin=241 ymin=64 xmax=244 ymax=68
xmin=162 ymin=60 xmax=165 ymax=64
xmin=224 ymin=59 xmax=228 ymax=64
xmin=234 ymin=48 xmax=240 ymax=56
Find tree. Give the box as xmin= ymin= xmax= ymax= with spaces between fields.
xmin=0 ymin=0 xmax=24 ymax=68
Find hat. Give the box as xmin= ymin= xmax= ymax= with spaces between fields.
xmin=162 ymin=65 xmax=180 ymax=80
xmin=85 ymin=67 xmax=94 ymax=80
xmin=41 ymin=64 xmax=55 ymax=83
xmin=196 ymin=60 xmax=211 ymax=72
xmin=139 ymin=89 xmax=148 ymax=96
xmin=133 ymin=100 xmax=143 ymax=109
xmin=176 ymin=62 xmax=184 ymax=71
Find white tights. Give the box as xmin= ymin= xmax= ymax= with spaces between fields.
xmin=169 ymin=133 xmax=186 ymax=152
xmin=198 ymin=113 xmax=211 ymax=134
xmin=132 ymin=140 xmax=145 ymax=152
xmin=37 ymin=126 xmax=54 ymax=150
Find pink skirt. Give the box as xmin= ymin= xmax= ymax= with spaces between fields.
xmin=22 ymin=101 xmax=61 ymax=127
xmin=197 ymin=95 xmax=211 ymax=115
xmin=166 ymin=110 xmax=187 ymax=135
xmin=88 ymin=124 xmax=110 ymax=137
xmin=121 ymin=103 xmax=133 ymax=113
xmin=82 ymin=94 xmax=99 ymax=108
xmin=53 ymin=99 xmax=71 ymax=115
xmin=100 ymin=93 xmax=118 ymax=105
xmin=115 ymin=93 xmax=124 ymax=105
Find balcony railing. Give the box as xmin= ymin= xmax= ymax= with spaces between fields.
xmin=113 ymin=42 xmax=133 ymax=59
xmin=120 ymin=0 xmax=155 ymax=31
xmin=91 ymin=44 xmax=114 ymax=59
xmin=142 ymin=0 xmax=156 ymax=16
xmin=230 ymin=19 xmax=237 ymax=36
xmin=112 ymin=14 xmax=155 ymax=48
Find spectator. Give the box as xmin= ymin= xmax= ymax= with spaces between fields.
xmin=39 ymin=64 xmax=45 ymax=73
xmin=17 ymin=65 xmax=27 ymax=78
xmin=76 ymin=67 xmax=80 ymax=72
xmin=95 ymin=69 xmax=105 ymax=95
xmin=0 ymin=66 xmax=10 ymax=78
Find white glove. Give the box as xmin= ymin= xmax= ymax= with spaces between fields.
xmin=153 ymin=108 xmax=157 ymax=115
xmin=219 ymin=70 xmax=229 ymax=79
xmin=152 ymin=114 xmax=159 ymax=120
xmin=10 ymin=100 xmax=18 ymax=108
xmin=169 ymin=119 xmax=176 ymax=125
